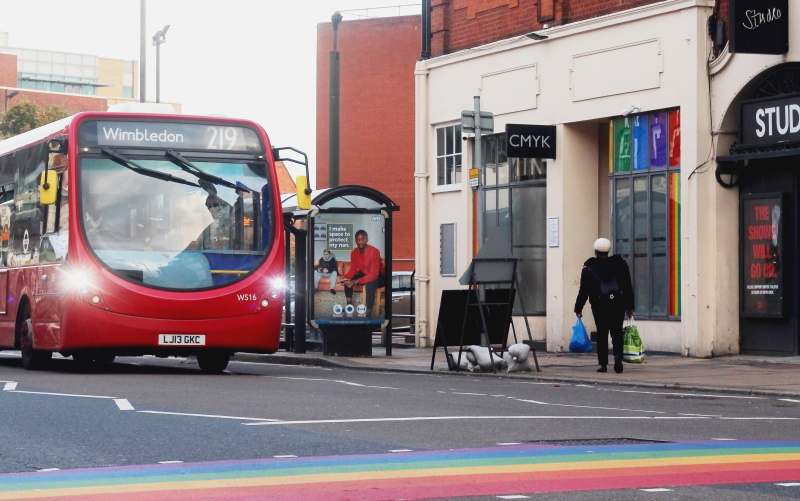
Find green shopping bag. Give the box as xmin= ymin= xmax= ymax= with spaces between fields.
xmin=622 ymin=317 xmax=644 ymax=364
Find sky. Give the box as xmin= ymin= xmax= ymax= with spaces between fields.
xmin=0 ymin=0 xmax=421 ymax=187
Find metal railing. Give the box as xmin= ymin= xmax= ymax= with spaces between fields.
xmin=337 ymin=4 xmax=421 ymax=19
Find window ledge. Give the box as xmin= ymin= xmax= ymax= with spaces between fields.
xmin=432 ymin=184 xmax=463 ymax=194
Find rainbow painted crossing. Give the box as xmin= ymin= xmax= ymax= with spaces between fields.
xmin=1 ymin=441 xmax=799 ymax=500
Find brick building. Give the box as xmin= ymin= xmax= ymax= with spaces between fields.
xmin=429 ymin=0 xmax=728 ymax=57
xmin=412 ymin=0 xmax=792 ymax=357
xmin=316 ymin=15 xmax=420 ymax=272
xmin=0 ymin=32 xmax=181 ymax=117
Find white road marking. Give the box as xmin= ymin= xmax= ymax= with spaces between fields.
xmin=575 ymin=384 xmax=592 ymax=387
xmin=452 ymin=392 xmax=486 ymax=396
xmin=244 ymin=415 xmax=710 ymax=426
xmin=497 ymin=496 xmax=531 ymax=499
xmin=137 ymin=410 xmax=279 ymax=422
xmin=389 ymin=449 xmax=413 ymax=452
xmin=3 ymin=382 xmax=17 ymax=391
xmin=614 ymin=389 xmax=763 ymax=400
xmin=265 ymin=376 xmax=396 ymax=389
xmin=513 ymin=381 xmax=566 ymax=386
xmin=776 ymin=483 xmax=800 ymax=487
xmin=778 ymin=398 xmax=800 ymax=404
xmin=158 ymin=461 xmax=183 ymax=464
xmin=640 ymin=488 xmax=673 ymax=492
xmin=114 ymin=399 xmax=134 ymax=411
xmin=711 ymin=438 xmax=737 ymax=441
xmin=273 ymin=455 xmax=297 ymax=458
xmin=10 ymin=390 xmax=116 ymax=399
xmin=719 ymin=417 xmax=800 ymax=420
xmin=497 ymin=443 xmax=521 ymax=446
xmin=36 ymin=468 xmax=60 ymax=472
xmin=511 ymin=397 xmax=666 ymax=414
xmin=679 ymin=413 xmax=721 ymax=417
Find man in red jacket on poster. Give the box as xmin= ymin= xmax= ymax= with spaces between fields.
xmin=341 ymin=229 xmax=384 ymax=318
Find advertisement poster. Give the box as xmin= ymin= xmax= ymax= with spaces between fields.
xmin=310 ymin=211 xmax=387 ymax=326
xmin=742 ymin=195 xmax=783 ymax=318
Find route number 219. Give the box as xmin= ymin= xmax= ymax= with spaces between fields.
xmin=207 ymin=127 xmax=239 ymax=150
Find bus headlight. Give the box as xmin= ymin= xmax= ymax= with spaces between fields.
xmin=271 ymin=277 xmax=286 ymax=291
xmin=64 ymin=270 xmax=92 ymax=291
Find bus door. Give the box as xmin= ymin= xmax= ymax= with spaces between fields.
xmin=33 ymin=172 xmax=67 ymax=342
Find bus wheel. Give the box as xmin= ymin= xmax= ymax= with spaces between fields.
xmin=197 ymin=352 xmax=230 ymax=373
xmin=72 ymin=352 xmax=94 ymax=365
xmin=94 ymin=354 xmax=116 ymax=364
xmin=19 ymin=313 xmax=51 ymax=371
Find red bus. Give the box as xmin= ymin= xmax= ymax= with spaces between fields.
xmin=0 ymin=111 xmax=291 ymax=372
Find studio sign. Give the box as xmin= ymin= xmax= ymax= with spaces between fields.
xmin=505 ymin=124 xmax=556 ymax=159
xmin=740 ymin=95 xmax=800 ymax=147
xmin=729 ymin=0 xmax=788 ymax=54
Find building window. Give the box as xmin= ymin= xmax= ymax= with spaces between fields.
xmin=610 ymin=109 xmax=681 ymax=319
xmin=440 ymin=223 xmax=456 ymax=276
xmin=479 ymin=133 xmax=547 ymax=315
xmin=436 ymin=124 xmax=462 ymax=186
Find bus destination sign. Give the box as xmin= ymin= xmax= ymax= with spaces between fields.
xmin=79 ymin=121 xmax=263 ymax=153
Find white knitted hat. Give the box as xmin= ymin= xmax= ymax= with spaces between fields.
xmin=593 ymin=238 xmax=611 ymax=253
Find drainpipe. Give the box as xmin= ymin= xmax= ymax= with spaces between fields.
xmin=414 ymin=60 xmax=430 ymax=347
xmin=420 ymin=0 xmax=431 ymax=60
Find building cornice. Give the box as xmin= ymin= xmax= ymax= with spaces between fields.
xmin=424 ymin=0 xmax=713 ymax=69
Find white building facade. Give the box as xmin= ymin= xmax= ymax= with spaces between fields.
xmin=414 ymin=0 xmax=800 ymax=357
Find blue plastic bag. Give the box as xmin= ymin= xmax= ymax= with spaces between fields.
xmin=569 ymin=317 xmax=593 ymax=353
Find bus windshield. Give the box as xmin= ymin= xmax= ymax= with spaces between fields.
xmin=80 ymin=156 xmax=272 ymax=290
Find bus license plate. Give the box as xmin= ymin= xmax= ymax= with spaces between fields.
xmin=159 ymin=334 xmax=206 ymax=346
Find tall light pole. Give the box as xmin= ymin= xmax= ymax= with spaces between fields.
xmin=328 ymin=12 xmax=343 ymax=188
xmin=152 ymin=25 xmax=170 ymax=103
xmin=140 ymin=0 xmax=146 ymax=102
xmin=3 ymin=90 xmax=18 ymax=111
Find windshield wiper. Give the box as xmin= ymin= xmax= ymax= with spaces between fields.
xmin=101 ymin=147 xmax=200 ymax=188
xmin=165 ymin=150 xmax=251 ymax=193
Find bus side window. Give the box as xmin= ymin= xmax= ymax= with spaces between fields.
xmin=0 ymin=184 xmax=14 ymax=268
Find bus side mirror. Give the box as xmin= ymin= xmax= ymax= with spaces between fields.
xmin=39 ymin=171 xmax=58 ymax=205
xmin=296 ymin=176 xmax=311 ymax=210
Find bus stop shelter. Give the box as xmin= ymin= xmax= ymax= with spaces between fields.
xmin=282 ymin=185 xmax=399 ymax=356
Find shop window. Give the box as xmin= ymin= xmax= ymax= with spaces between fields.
xmin=610 ymin=109 xmax=681 ymax=319
xmin=479 ymin=133 xmax=547 ymax=315
xmin=435 ymin=125 xmax=462 ymax=186
xmin=440 ymin=223 xmax=456 ymax=276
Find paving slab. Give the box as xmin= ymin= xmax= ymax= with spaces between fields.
xmin=232 ymin=346 xmax=800 ymax=397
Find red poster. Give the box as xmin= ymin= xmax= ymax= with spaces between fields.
xmin=668 ymin=109 xmax=681 ymax=167
xmin=742 ymin=196 xmax=783 ymax=318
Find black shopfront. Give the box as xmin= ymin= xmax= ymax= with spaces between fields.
xmin=718 ymin=64 xmax=800 ymax=355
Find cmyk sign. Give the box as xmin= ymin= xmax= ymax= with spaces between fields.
xmin=506 ymin=124 xmax=556 ymax=159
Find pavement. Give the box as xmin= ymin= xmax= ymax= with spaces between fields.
xmin=233 ymin=347 xmax=800 ymax=397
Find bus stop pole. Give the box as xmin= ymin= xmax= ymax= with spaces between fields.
xmin=283 ymin=216 xmax=294 ymax=351
xmin=294 ymin=228 xmax=308 ymax=354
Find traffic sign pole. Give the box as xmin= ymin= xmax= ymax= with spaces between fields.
xmin=473 ymin=96 xmax=482 ymax=190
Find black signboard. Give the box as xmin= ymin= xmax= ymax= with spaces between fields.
xmin=729 ymin=0 xmax=789 ymax=55
xmin=741 ymin=194 xmax=784 ymax=318
xmin=79 ymin=120 xmax=263 ymax=152
xmin=505 ymin=124 xmax=556 ymax=159
xmin=740 ymin=94 xmax=800 ymax=147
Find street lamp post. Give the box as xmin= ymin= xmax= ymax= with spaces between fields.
xmin=329 ymin=12 xmax=342 ymax=188
xmin=3 ymin=90 xmax=19 ymax=111
xmin=152 ymin=25 xmax=170 ymax=104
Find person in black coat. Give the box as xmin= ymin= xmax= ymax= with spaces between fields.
xmin=574 ymin=238 xmax=634 ymax=374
